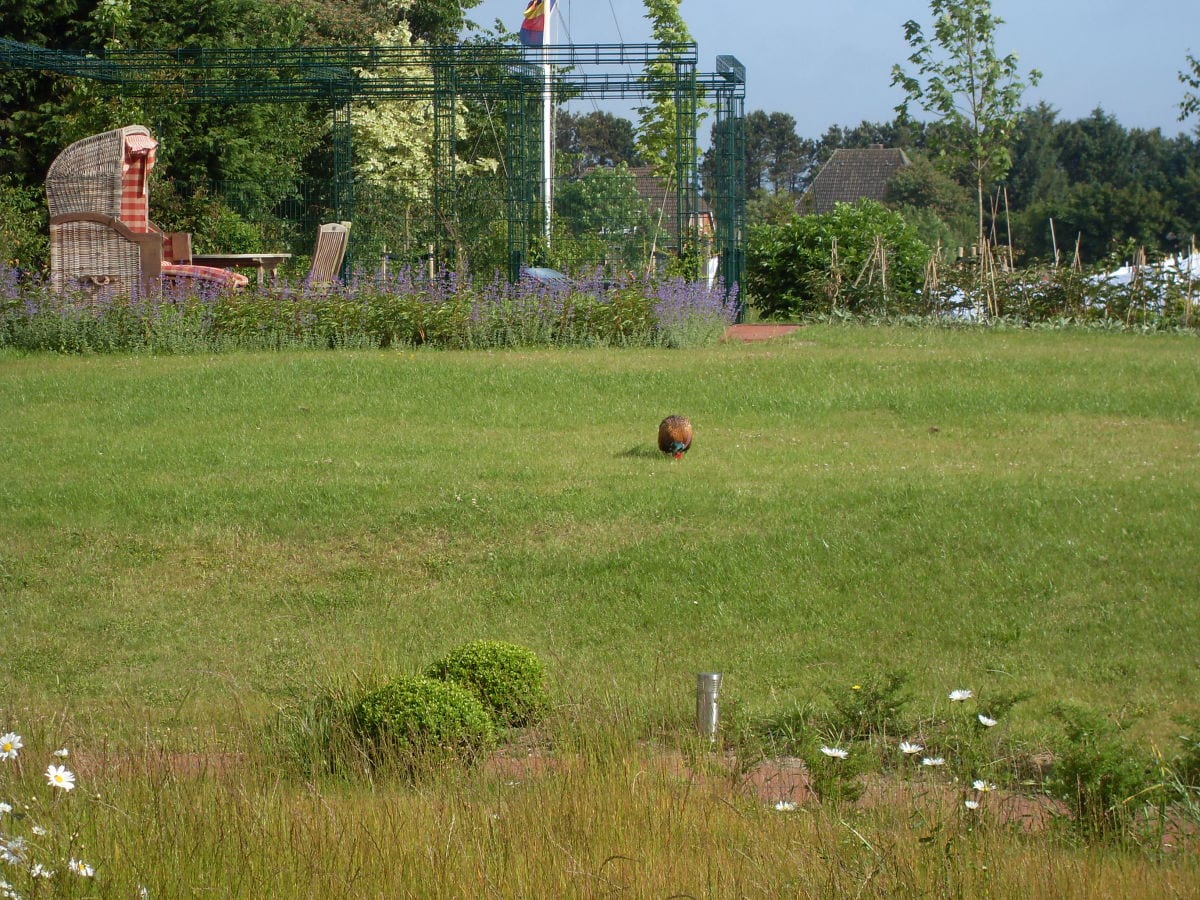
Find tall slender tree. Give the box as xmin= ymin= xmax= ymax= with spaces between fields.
xmin=891 ymin=0 xmax=1040 ymax=255
xmin=636 ymin=0 xmax=698 ymax=182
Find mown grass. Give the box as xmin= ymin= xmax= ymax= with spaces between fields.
xmin=2 ymin=327 xmax=1197 ymax=744
xmin=3 ymin=326 xmax=1199 ymax=893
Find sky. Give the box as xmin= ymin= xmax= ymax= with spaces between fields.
xmin=462 ymin=0 xmax=1198 ymax=138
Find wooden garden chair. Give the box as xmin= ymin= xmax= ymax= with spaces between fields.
xmin=46 ymin=125 xmax=248 ymax=296
xmin=305 ymin=222 xmax=351 ymax=288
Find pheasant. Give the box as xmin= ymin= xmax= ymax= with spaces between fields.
xmin=658 ymin=415 xmax=693 ymax=460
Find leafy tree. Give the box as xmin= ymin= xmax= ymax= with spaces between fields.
xmin=0 ymin=0 xmax=112 ymax=179
xmin=289 ymin=0 xmax=480 ymax=44
xmin=556 ymin=110 xmax=642 ymax=175
xmin=1181 ymin=52 xmax=1200 ymax=126
xmin=636 ymin=0 xmax=700 ymax=184
xmin=0 ymin=175 xmax=47 ymax=270
xmin=353 ymin=20 xmax=493 ymax=201
xmin=1054 ymin=108 xmax=1135 ymax=187
xmin=1005 ymin=107 xmax=1199 ymax=262
xmin=815 ymin=119 xmax=925 ymax=156
xmin=552 ymin=164 xmax=658 ymax=270
xmin=885 ymin=153 xmax=975 ymax=254
xmin=745 ymin=190 xmax=799 ymax=227
xmin=743 ymin=110 xmax=811 ymax=194
xmin=891 ymin=0 xmax=1040 ymax=253
xmin=745 ymin=200 xmax=932 ymax=318
xmin=1005 ymin=102 xmax=1068 ymax=211
xmin=403 ymin=0 xmax=482 ymax=43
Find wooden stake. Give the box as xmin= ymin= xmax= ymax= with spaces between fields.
xmin=924 ymin=241 xmax=941 ymax=314
xmin=1003 ymin=187 xmax=1014 ymax=271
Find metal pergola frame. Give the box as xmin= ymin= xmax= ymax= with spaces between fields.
xmin=2 ymin=38 xmax=745 ymax=294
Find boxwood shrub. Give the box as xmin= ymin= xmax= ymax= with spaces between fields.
xmin=353 ymin=676 xmax=496 ymax=758
xmin=426 ymin=640 xmax=549 ymax=728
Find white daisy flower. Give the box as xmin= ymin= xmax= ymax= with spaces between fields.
xmin=820 ymin=746 xmax=849 ymax=760
xmin=45 ymin=764 xmax=75 ymax=791
xmin=1 ymin=836 xmax=27 ymax=864
xmin=899 ymin=741 xmax=923 ymax=755
xmin=978 ymin=715 xmax=997 ymax=727
xmin=948 ymin=689 xmax=973 ymax=702
xmin=52 ymin=749 xmax=69 ymax=759
xmin=0 ymin=735 xmax=21 ymax=761
xmin=0 ymin=802 xmax=11 ymax=815
xmin=921 ymin=757 xmax=945 ymax=767
xmin=964 ymin=799 xmax=980 ymax=810
xmin=773 ymin=800 xmax=797 ymax=811
xmin=972 ymin=779 xmax=997 ymax=793
xmin=30 ymin=863 xmax=53 ymax=879
xmin=29 ymin=827 xmax=45 ymax=837
xmin=68 ymin=858 xmax=94 ymax=877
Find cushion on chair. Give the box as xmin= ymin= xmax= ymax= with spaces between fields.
xmin=161 ymin=262 xmax=250 ymax=288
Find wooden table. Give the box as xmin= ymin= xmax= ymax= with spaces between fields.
xmin=191 ymin=253 xmax=292 ymax=284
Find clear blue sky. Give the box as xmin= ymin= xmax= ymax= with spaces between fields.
xmin=462 ymin=0 xmax=1197 ymax=138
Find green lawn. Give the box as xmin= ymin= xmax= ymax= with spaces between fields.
xmin=2 ymin=327 xmax=1197 ymax=745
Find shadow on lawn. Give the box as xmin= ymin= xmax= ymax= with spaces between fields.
xmin=616 ymin=444 xmax=664 ymax=459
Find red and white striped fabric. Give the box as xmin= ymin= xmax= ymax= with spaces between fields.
xmin=118 ymin=131 xmax=249 ymax=291
xmin=120 ymin=133 xmax=158 ymax=233
xmin=162 ymin=263 xmax=250 ymax=288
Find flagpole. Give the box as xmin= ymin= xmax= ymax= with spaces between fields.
xmin=541 ymin=2 xmax=554 ymax=249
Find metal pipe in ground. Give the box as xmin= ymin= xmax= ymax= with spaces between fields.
xmin=696 ymin=672 xmax=722 ymax=740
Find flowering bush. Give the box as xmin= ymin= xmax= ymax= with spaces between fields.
xmin=0 ymin=266 xmax=738 ymax=354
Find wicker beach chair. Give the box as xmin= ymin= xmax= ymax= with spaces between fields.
xmin=46 ymin=125 xmax=248 ymax=296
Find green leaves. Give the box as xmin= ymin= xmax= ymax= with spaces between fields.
xmin=745 ymin=200 xmax=932 ymax=319
xmin=891 ymin=0 xmax=1040 ymax=247
xmin=354 ymin=676 xmax=497 ymax=758
xmin=636 ymin=0 xmax=704 ymax=184
xmin=1181 ymin=52 xmax=1200 ymax=125
xmin=425 ymin=640 xmax=549 ymax=729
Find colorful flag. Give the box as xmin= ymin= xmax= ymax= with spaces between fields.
xmin=519 ymin=0 xmax=555 ymax=47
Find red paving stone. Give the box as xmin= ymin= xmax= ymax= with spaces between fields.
xmin=724 ymin=323 xmax=801 ymax=342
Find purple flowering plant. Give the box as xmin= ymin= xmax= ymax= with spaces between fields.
xmin=0 ymin=264 xmax=736 ymax=354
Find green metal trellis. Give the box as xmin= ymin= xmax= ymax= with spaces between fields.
xmin=1 ymin=37 xmax=745 ymax=295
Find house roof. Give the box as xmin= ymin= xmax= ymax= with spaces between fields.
xmin=799 ymin=147 xmax=911 ymax=215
